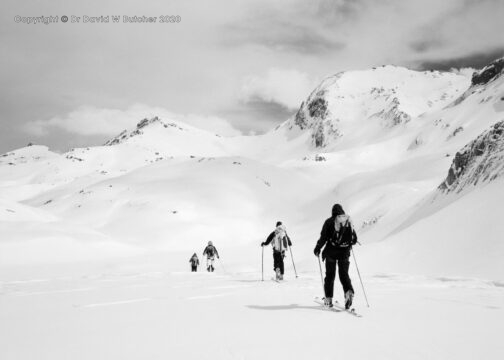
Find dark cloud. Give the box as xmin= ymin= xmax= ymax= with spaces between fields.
xmin=316 ymin=0 xmax=365 ymax=21
xmin=416 ymin=48 xmax=504 ymax=71
xmin=219 ymin=99 xmax=296 ymax=134
xmin=410 ymin=38 xmax=445 ymax=53
xmin=221 ymin=22 xmax=345 ymax=55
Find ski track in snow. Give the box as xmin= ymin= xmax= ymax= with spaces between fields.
xmin=78 ymin=297 xmax=152 ymax=308
xmin=186 ymin=292 xmax=236 ymax=300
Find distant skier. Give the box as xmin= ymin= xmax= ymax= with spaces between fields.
xmin=314 ymin=204 xmax=357 ymax=309
xmin=189 ymin=253 xmax=199 ymax=272
xmin=261 ymin=221 xmax=292 ymax=280
xmin=203 ymin=241 xmax=219 ymax=272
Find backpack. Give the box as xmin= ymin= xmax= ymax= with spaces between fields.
xmin=206 ymin=246 xmax=215 ymax=257
xmin=272 ymin=231 xmax=288 ymax=252
xmin=331 ymin=216 xmax=355 ymax=247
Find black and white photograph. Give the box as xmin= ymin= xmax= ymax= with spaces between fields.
xmin=1 ymin=0 xmax=503 ymax=359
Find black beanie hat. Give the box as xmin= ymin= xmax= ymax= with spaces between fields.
xmin=276 ymin=221 xmax=282 ymax=227
xmin=332 ymin=204 xmax=345 ymax=217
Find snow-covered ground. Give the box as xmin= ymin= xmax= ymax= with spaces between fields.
xmin=1 ymin=253 xmax=503 ymax=360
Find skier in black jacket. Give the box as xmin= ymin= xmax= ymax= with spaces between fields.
xmin=314 ymin=204 xmax=357 ymax=309
xmin=261 ymin=221 xmax=292 ymax=280
xmin=203 ymin=241 xmax=219 ymax=272
xmin=189 ymin=253 xmax=199 ymax=272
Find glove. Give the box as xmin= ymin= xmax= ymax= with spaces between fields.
xmin=313 ymin=247 xmax=321 ymax=257
xmin=261 ymin=242 xmax=265 ymax=247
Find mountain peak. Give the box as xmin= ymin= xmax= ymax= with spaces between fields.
xmin=287 ymin=66 xmax=470 ymax=148
xmin=104 ymin=116 xmax=186 ymax=146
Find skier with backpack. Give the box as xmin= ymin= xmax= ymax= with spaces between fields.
xmin=314 ymin=204 xmax=358 ymax=309
xmin=261 ymin=221 xmax=292 ymax=281
xmin=189 ymin=253 xmax=199 ymax=272
xmin=203 ymin=241 xmax=219 ymax=272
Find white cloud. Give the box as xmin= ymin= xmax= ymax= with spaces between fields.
xmin=24 ymin=104 xmax=242 ymax=137
xmin=240 ymin=68 xmax=316 ymax=110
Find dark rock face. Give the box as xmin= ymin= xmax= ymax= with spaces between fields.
xmin=439 ymin=120 xmax=504 ymax=193
xmin=471 ymin=57 xmax=504 ymax=86
xmin=292 ymin=97 xmax=337 ymax=148
xmin=294 ymin=102 xmax=307 ymax=129
xmin=308 ymin=98 xmax=328 ymax=119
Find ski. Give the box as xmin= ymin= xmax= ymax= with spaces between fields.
xmin=314 ymin=297 xmax=362 ymax=317
xmin=313 ymin=297 xmax=342 ymax=312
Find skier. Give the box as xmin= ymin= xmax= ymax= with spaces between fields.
xmin=261 ymin=221 xmax=292 ymax=280
xmin=313 ymin=204 xmax=357 ymax=309
xmin=189 ymin=253 xmax=199 ymax=272
xmin=203 ymin=241 xmax=219 ymax=272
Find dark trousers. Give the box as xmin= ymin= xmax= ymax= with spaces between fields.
xmin=191 ymin=265 xmax=197 ymax=272
xmin=273 ymin=251 xmax=285 ymax=275
xmin=324 ymin=254 xmax=354 ymax=298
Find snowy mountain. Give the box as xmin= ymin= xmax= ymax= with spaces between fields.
xmin=287 ymin=66 xmax=469 ymax=149
xmin=1 ymin=58 xmax=504 ymax=281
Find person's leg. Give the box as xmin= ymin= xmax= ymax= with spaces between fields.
xmin=324 ymin=257 xmax=336 ymax=299
xmin=280 ymin=252 xmax=285 ymax=275
xmin=273 ymin=252 xmax=280 ymax=271
xmin=273 ymin=252 xmax=282 ymax=279
xmin=337 ymin=254 xmax=354 ymax=294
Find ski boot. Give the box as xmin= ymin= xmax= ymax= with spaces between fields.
xmin=323 ymin=297 xmax=333 ymax=308
xmin=345 ymin=290 xmax=354 ymax=310
xmin=275 ymin=268 xmax=281 ymax=281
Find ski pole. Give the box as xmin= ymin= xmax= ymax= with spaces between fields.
xmin=261 ymin=245 xmax=264 ymax=281
xmin=218 ymin=257 xmax=228 ymax=274
xmin=351 ymin=248 xmax=369 ymax=307
xmin=288 ymin=246 xmax=298 ymax=278
xmin=317 ymin=255 xmax=324 ymax=293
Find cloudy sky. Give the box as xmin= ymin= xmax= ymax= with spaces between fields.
xmin=1 ymin=0 xmax=503 ymax=153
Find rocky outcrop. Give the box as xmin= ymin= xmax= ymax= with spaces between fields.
xmin=105 ymin=116 xmax=185 ymax=146
xmin=370 ymin=97 xmax=412 ymax=127
xmin=293 ymin=96 xmax=340 ymax=148
xmin=439 ymin=120 xmax=504 ymax=193
xmin=471 ymin=57 xmax=504 ymax=86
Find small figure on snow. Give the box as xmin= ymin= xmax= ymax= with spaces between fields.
xmin=262 ymin=221 xmax=292 ymax=280
xmin=203 ymin=241 xmax=219 ymax=272
xmin=314 ymin=204 xmax=357 ymax=309
xmin=189 ymin=253 xmax=199 ymax=272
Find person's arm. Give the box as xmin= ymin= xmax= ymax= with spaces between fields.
xmin=262 ymin=231 xmax=275 ymax=246
xmin=314 ymin=220 xmax=330 ymax=255
xmin=286 ymin=234 xmax=292 ymax=246
xmin=215 ymin=248 xmax=220 ymax=258
xmin=352 ymin=229 xmax=358 ymax=245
